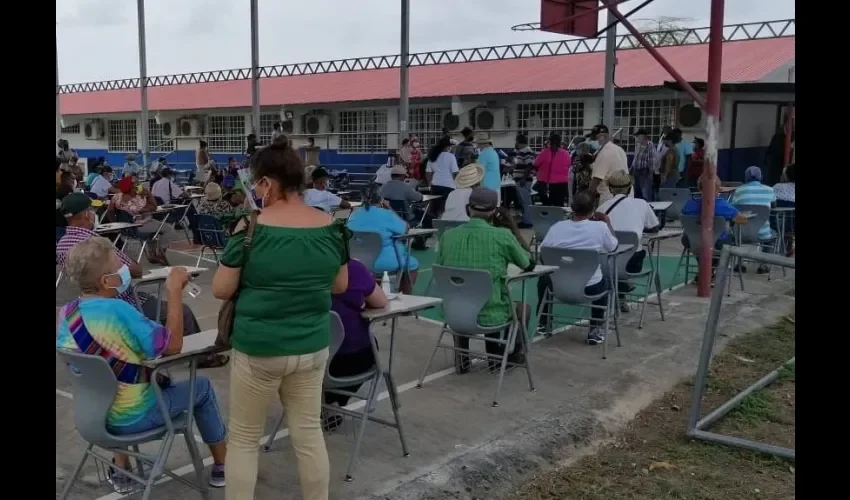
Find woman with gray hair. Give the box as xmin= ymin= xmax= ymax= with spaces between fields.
xmin=56 ymin=237 xmax=228 ymax=492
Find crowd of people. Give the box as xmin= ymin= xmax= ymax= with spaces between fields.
xmin=55 ymin=122 xmax=795 ymax=500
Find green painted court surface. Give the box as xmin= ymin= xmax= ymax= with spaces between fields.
xmin=406 ymin=248 xmax=687 ymax=335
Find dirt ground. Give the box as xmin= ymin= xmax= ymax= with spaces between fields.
xmin=506 ymin=315 xmax=796 ymax=500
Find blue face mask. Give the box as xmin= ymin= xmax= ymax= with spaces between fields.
xmin=108 ymin=265 xmax=132 ymax=294
xmin=588 ymin=140 xmax=600 ymax=152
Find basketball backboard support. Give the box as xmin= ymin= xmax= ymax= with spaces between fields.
xmin=540 ymin=0 xmax=600 ymax=38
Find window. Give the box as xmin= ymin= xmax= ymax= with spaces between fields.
xmin=601 ymin=98 xmax=676 ymax=153
xmin=338 ymin=110 xmax=388 ymax=153
xmin=258 ymin=113 xmax=280 ymax=145
xmin=147 ymin=119 xmax=175 ymax=152
xmin=206 ymin=115 xmax=245 ymax=153
xmin=409 ymin=107 xmax=444 ymax=150
xmin=60 ymin=124 xmax=80 ymax=134
xmin=107 ymin=119 xmax=138 ymax=153
xmin=516 ymin=102 xmax=585 ymax=151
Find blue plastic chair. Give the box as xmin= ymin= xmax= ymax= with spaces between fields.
xmin=194 ymin=214 xmax=229 ymax=266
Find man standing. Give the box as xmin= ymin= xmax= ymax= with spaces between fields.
xmin=454 ymin=127 xmax=477 ymax=167
xmin=475 ymin=133 xmax=502 ymax=201
xmin=589 ymin=124 xmax=629 ymax=204
xmin=512 ymin=134 xmax=536 ymax=228
xmin=672 ymin=128 xmax=693 ymax=188
xmin=630 ymin=129 xmax=657 ymax=201
xmin=438 ymin=188 xmax=535 ymax=373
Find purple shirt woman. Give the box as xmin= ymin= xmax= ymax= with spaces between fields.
xmin=324 ymin=259 xmax=388 ymax=428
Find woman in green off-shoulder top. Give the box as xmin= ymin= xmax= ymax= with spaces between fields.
xmin=213 ymin=141 xmax=349 ymax=500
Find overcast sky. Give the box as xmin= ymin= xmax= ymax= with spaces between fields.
xmin=57 ymin=0 xmax=795 ymax=85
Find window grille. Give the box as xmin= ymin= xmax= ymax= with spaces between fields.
xmin=60 ymin=124 xmax=80 ymax=134
xmin=107 ymin=119 xmax=138 ymax=153
xmin=147 ymin=119 xmax=175 ymax=152
xmin=601 ymin=98 xmax=676 ymax=152
xmin=516 ymin=102 xmax=585 ymax=151
xmin=258 ymin=113 xmax=280 ymax=145
xmin=206 ymin=115 xmax=245 ymax=153
xmin=338 ymin=110 xmax=388 ymax=153
xmin=409 ymin=107 xmax=445 ymax=150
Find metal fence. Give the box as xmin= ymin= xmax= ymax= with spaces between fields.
xmin=686 ymin=245 xmax=795 ymax=460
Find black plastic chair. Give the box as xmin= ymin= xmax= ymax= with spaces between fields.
xmin=194 ymin=214 xmax=229 ymax=266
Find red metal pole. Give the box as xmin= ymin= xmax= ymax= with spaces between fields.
xmin=697 ymin=0 xmax=725 ymax=297
xmin=539 ymin=0 xmax=632 ymax=33
xmin=600 ymin=1 xmax=706 ymax=109
xmin=783 ymin=105 xmax=794 ymax=166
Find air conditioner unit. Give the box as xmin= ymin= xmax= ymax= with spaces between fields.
xmin=178 ymin=119 xmax=202 ymax=137
xmin=161 ymin=121 xmax=178 ymax=139
xmin=474 ymin=108 xmax=506 ymax=131
xmin=83 ymin=120 xmax=104 ymax=140
xmin=676 ymin=101 xmax=706 ymax=131
xmin=302 ymin=114 xmax=329 ymax=136
xmin=442 ymin=111 xmax=469 ymax=132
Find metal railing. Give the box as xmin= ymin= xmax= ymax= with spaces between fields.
xmin=686 ymin=245 xmax=795 ymax=460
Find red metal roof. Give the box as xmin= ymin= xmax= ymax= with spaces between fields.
xmin=60 ymin=38 xmax=794 ymax=116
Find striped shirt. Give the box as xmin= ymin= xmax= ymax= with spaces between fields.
xmin=437 ymin=218 xmax=532 ymax=327
xmin=730 ymin=181 xmax=776 ymax=239
xmin=56 ymin=226 xmax=148 ymax=308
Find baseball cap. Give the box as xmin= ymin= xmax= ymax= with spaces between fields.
xmin=468 ymin=188 xmax=498 ymax=212
xmin=593 ymin=124 xmax=610 ymax=134
xmin=60 ymin=193 xmax=102 ymax=218
xmin=634 ymin=128 xmax=650 ymax=137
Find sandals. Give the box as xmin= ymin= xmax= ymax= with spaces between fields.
xmin=198 ymin=354 xmax=230 ymax=369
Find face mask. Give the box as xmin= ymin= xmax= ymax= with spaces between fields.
xmin=588 ymin=140 xmax=600 ymax=152
xmin=107 ymin=265 xmax=132 ymax=294
xmin=412 ymin=142 xmax=419 ymax=148
xmin=252 ymin=178 xmax=270 ymax=208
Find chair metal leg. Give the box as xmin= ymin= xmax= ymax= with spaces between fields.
xmin=56 ymin=270 xmax=64 ymax=289
xmin=137 ymin=240 xmax=148 ymax=262
xmin=670 ymin=249 xmax=687 ymax=291
xmin=344 ymin=378 xmax=380 ymax=481
xmin=182 ymin=432 xmax=210 ymax=499
xmin=383 ymin=372 xmax=410 ymax=457
xmin=492 ymin=324 xmax=516 ymax=407
xmin=141 ymin=434 xmax=174 ymax=500
xmin=59 ymin=444 xmax=92 ymax=500
xmin=196 ymin=246 xmax=207 ymax=267
xmin=602 ymin=294 xmax=612 ymax=360
xmin=416 ymin=328 xmax=447 ymax=388
xmin=518 ymin=323 xmax=536 ymax=393
xmin=262 ymin=413 xmax=286 ymax=452
xmin=132 ymin=444 xmax=145 ymax=479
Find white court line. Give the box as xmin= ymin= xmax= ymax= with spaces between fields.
xmin=56 ymin=388 xmax=74 ymax=399
xmin=92 ymin=280 xmax=691 ymax=500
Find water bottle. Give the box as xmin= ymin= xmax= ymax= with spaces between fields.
xmin=381 ymin=272 xmax=392 ymax=296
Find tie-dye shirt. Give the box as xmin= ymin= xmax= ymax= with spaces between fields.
xmin=56 ymin=297 xmax=171 ymax=427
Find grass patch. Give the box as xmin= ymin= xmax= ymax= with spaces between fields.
xmin=505 ymin=314 xmax=795 ymax=500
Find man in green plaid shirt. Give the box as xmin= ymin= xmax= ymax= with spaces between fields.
xmin=437 ymin=188 xmax=535 ymax=372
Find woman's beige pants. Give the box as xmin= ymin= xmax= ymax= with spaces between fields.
xmin=225 ymin=348 xmax=330 ymax=500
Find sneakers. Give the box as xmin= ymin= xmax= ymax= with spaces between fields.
xmin=619 ymin=299 xmax=630 ymax=313
xmin=586 ymin=329 xmax=605 ymax=346
xmin=107 ymin=462 xmax=134 ymax=494
xmin=209 ymin=464 xmax=226 ymax=488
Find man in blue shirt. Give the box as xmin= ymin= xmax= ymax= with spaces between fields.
xmin=475 ymin=132 xmax=502 ymax=202
xmin=672 ymin=128 xmax=693 ymax=188
xmin=680 ymin=174 xmax=750 ymax=278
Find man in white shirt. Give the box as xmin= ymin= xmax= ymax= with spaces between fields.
xmin=151 ymin=168 xmax=185 ymax=204
xmin=597 ymin=170 xmax=660 ymax=312
xmin=303 ymin=167 xmax=351 ymax=213
xmin=537 ymin=191 xmax=619 ymax=345
xmin=374 ymin=153 xmax=396 ymax=185
xmin=89 ymin=166 xmax=117 ymax=199
xmin=442 ymin=163 xmax=484 ymax=222
xmin=590 ymin=124 xmax=630 ymax=204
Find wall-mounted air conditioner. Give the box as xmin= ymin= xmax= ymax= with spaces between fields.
xmin=303 ymin=114 xmax=330 ymax=135
xmin=178 ymin=119 xmax=202 ymax=137
xmin=442 ymin=111 xmax=470 ymax=132
xmin=83 ymin=120 xmax=104 ymax=140
xmin=474 ymin=108 xmax=506 ymax=131
xmin=676 ymin=101 xmax=706 ymax=131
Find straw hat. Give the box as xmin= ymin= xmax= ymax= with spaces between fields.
xmin=607 ymin=170 xmax=633 ymax=195
xmin=390 ymin=165 xmax=407 ymax=176
xmin=455 ymin=163 xmax=485 ymax=189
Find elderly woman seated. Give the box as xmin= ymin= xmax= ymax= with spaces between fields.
xmin=346 ymin=184 xmax=419 ymax=293
xmin=56 ymin=237 xmax=227 ymax=492
xmin=107 ymin=177 xmax=168 ymax=265
xmin=196 ymin=182 xmax=237 ymax=217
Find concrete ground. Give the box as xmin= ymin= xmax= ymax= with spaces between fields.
xmin=55 ymin=222 xmax=795 ymax=500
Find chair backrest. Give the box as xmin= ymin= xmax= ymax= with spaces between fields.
xmin=56 ymin=226 xmax=67 ymax=244
xmin=432 ymin=219 xmax=465 ymax=241
xmin=195 ymin=214 xmax=228 ymax=248
xmin=57 ymin=350 xmax=119 ymax=445
xmin=154 ymin=196 xmax=165 ymax=206
xmin=84 ymin=191 xmax=99 ymax=200
xmin=722 ymin=181 xmax=743 ymax=187
xmin=349 ymin=231 xmax=383 ymax=273
xmin=733 ymin=204 xmax=771 ymax=244
xmin=540 ymin=247 xmax=604 ymax=304
xmin=680 ymin=215 xmax=728 ymax=254
xmin=386 ymin=199 xmax=411 ymax=222
xmin=530 ymin=206 xmax=566 ymax=243
xmin=658 ymin=188 xmax=693 ymax=220
xmin=607 ymin=231 xmax=639 ymax=276
xmin=432 ymin=265 xmax=497 ymax=334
